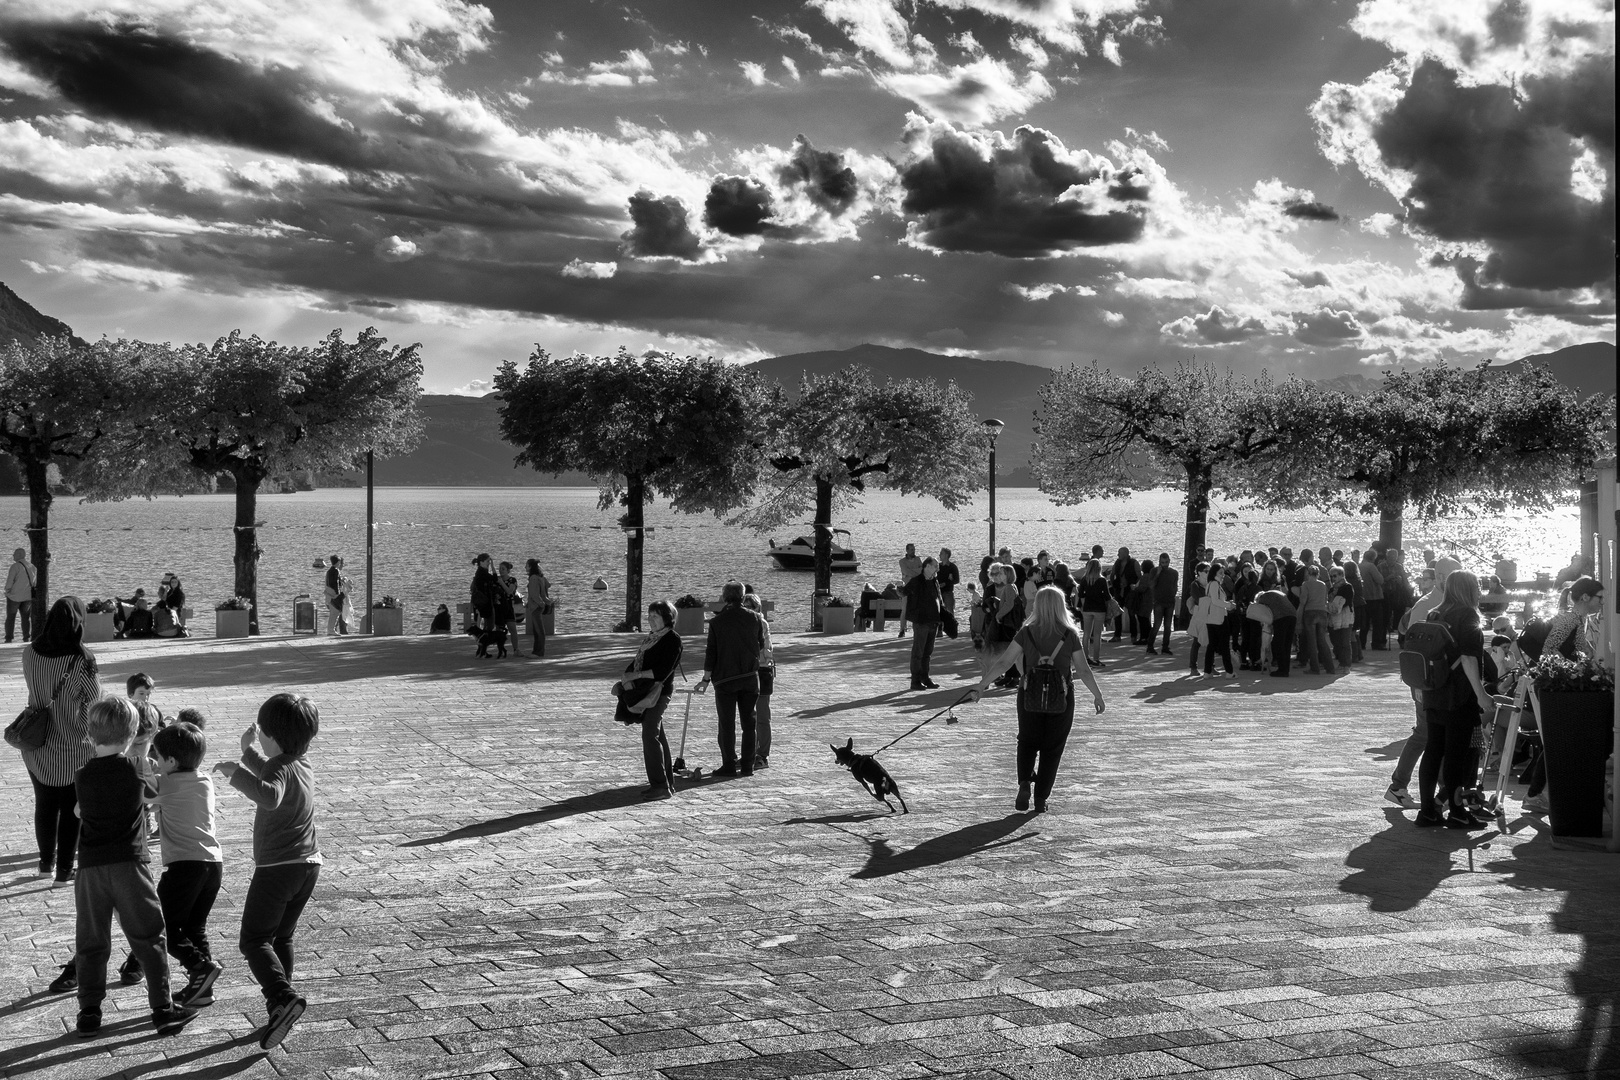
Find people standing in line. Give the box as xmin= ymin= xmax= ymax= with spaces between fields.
xmin=1198 ymin=564 xmax=1235 ymax=677
xmin=1297 ymin=565 xmax=1336 ymax=674
xmin=1359 ymin=548 xmax=1386 ymax=650
xmin=21 ymin=596 xmax=104 ymax=886
xmin=322 ymin=556 xmax=347 ymax=636
xmin=7 ymin=547 xmax=37 ymax=643
xmin=1256 ymin=580 xmax=1296 ymax=677
xmin=936 ymin=548 xmax=959 ymax=614
xmin=903 ymin=557 xmax=943 ymax=690
xmin=1384 ymin=556 xmax=1459 ymax=808
xmin=613 ymin=600 xmax=683 ymax=799
xmin=896 ymin=543 xmax=923 ymax=637
xmin=1414 ymin=571 xmax=1495 ymax=830
xmin=1075 ymin=559 xmax=1111 ymax=668
xmin=696 ymin=581 xmax=766 ymax=777
xmin=1148 ymin=552 xmax=1177 ymax=656
xmin=968 ymin=586 xmax=1105 ymax=814
xmin=470 ymin=554 xmax=499 ymax=634
xmin=524 ymin=559 xmax=550 ymax=657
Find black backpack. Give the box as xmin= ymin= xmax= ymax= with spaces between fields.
xmin=1399 ymin=618 xmax=1457 ymax=692
xmin=1021 ymin=638 xmax=1069 ymax=715
xmin=1517 ymin=616 xmax=1576 ymax=664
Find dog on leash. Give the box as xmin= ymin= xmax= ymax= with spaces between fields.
xmin=831 ymin=738 xmax=908 ymax=813
xmin=475 ymin=627 xmax=508 ymax=659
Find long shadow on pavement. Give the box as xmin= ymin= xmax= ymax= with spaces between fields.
xmin=0 ymin=1024 xmax=261 ymax=1076
xmin=851 ymin=813 xmax=1038 ymax=879
xmin=1338 ymin=808 xmax=1502 ymax=912
xmin=399 ymin=777 xmax=743 ymax=846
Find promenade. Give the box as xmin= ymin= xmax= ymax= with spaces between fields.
xmin=1 ymin=627 xmax=1615 ymax=1080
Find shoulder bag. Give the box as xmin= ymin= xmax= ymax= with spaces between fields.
xmin=5 ymin=656 xmax=78 ymax=752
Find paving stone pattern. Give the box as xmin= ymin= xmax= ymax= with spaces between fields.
xmin=1 ymin=627 xmax=1615 ymax=1079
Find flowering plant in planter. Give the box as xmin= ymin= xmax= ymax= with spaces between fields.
xmin=372 ymin=595 xmax=401 ymax=609
xmin=823 ymin=596 xmax=852 ymax=608
xmin=85 ymin=598 xmax=117 ymax=614
xmin=1529 ymin=653 xmax=1615 ymax=693
xmin=215 ymin=596 xmax=253 ymax=611
xmin=673 ymin=594 xmax=705 ymax=609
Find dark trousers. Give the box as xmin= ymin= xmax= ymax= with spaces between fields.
xmin=6 ymin=598 xmax=32 ymax=642
xmin=1202 ymin=623 xmax=1233 ymax=674
xmin=159 ymin=860 xmax=222 ymax=974
xmin=640 ymin=693 xmax=674 ymax=791
xmin=1270 ymin=617 xmax=1296 ymax=675
xmin=1418 ymin=708 xmax=1480 ymax=815
xmin=1016 ymin=703 xmax=1075 ymax=801
xmin=1240 ymin=618 xmax=1264 ymax=666
xmin=1364 ymin=599 xmax=1387 ymax=648
xmin=75 ymin=861 xmax=172 ymax=1013
xmin=30 ymin=774 xmax=79 ymax=872
xmin=714 ymin=688 xmax=758 ymax=768
xmin=239 ymin=863 xmax=320 ymax=1005
xmin=909 ymin=621 xmax=938 ymax=680
xmin=1150 ymin=602 xmax=1174 ymax=650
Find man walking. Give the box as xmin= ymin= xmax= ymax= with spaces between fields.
xmin=6 ymin=547 xmax=36 ymax=643
xmin=697 ymin=581 xmax=766 ymax=777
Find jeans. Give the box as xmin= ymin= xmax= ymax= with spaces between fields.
xmin=910 ymin=621 xmax=938 ymax=681
xmin=1330 ymin=626 xmax=1355 ymax=668
xmin=240 ymin=863 xmax=320 ymax=1005
xmin=1202 ymin=623 xmax=1233 ymax=674
xmin=639 ymin=694 xmax=674 ymax=791
xmin=159 ymin=860 xmax=223 ymax=974
xmin=1149 ymin=602 xmax=1174 ymax=651
xmin=1300 ymin=611 xmax=1336 ymax=673
xmin=1080 ymin=612 xmax=1105 ymax=662
xmin=1240 ymin=618 xmax=1264 ymax=667
xmin=756 ymin=688 xmax=772 ymax=763
xmin=1390 ymin=700 xmax=1428 ymax=790
xmin=30 ymin=773 xmax=79 ymax=874
xmin=714 ymin=686 xmax=758 ymax=769
xmin=76 ymin=861 xmax=172 ymax=1013
xmin=6 ymin=598 xmax=32 ymax=642
xmin=528 ymin=611 xmax=546 ymax=656
xmin=1270 ymin=617 xmax=1295 ymax=675
xmin=1017 ymin=702 xmax=1075 ymax=802
xmin=1418 ymin=707 xmax=1480 ymax=815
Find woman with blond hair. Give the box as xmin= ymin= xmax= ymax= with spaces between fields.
xmin=968 ymin=586 xmax=1105 ymax=814
xmin=1414 ymin=569 xmax=1495 ymax=830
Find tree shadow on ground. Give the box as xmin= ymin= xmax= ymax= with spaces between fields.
xmin=398 ymin=778 xmax=741 ymax=846
xmin=1364 ymin=739 xmax=1406 ymax=761
xmin=0 ymin=1023 xmax=260 ymax=1075
xmin=1338 ymin=808 xmax=1503 ymax=913
xmin=851 ymin=813 xmax=1038 ymax=879
xmin=1486 ymin=832 xmax=1620 ymax=1076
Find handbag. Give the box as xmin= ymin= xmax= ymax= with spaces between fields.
xmin=758 ymin=666 xmax=775 ymax=695
xmin=5 ymin=656 xmax=78 ymax=752
xmin=1105 ymin=597 xmax=1122 ymax=621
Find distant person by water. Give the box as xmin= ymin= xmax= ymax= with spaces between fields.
xmin=524 ymin=560 xmax=550 ymax=656
xmin=323 ymin=556 xmax=350 ymax=636
xmin=470 ymin=553 xmax=498 ymax=633
xmin=7 ymin=547 xmax=37 ymax=643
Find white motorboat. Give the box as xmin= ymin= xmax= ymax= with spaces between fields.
xmin=766 ymin=530 xmax=859 ymax=572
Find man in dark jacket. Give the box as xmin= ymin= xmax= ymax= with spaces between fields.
xmin=697 ymin=581 xmax=766 ymax=776
xmin=1148 ymin=552 xmax=1178 ymax=655
xmin=903 ymin=558 xmax=943 ymax=690
xmin=936 ymin=548 xmax=960 ymax=612
xmin=1108 ymin=547 xmax=1139 ymax=642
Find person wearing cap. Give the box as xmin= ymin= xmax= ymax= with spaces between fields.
xmin=1544 ymin=577 xmax=1604 ymax=659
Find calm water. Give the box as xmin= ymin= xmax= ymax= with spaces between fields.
xmin=6 ymin=487 xmax=1577 ymax=635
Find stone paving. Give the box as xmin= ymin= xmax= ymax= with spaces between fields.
xmin=1 ymin=624 xmax=1616 ymax=1080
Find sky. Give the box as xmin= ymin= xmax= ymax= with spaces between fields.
xmin=0 ymin=0 xmax=1612 ymax=393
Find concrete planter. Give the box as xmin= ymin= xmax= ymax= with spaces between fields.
xmin=370 ymin=607 xmax=404 ymax=636
xmin=674 ymin=607 xmax=706 ymax=636
xmin=822 ymin=605 xmax=855 ymax=634
xmin=215 ymin=608 xmax=251 ymax=639
xmin=83 ymin=611 xmax=115 ymax=643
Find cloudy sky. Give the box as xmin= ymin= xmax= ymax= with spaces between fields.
xmin=0 ymin=0 xmax=1612 ymax=391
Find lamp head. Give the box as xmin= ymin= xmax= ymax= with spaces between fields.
xmin=982 ymin=417 xmax=1005 ymax=441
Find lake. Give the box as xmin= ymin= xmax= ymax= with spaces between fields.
xmin=6 ymin=487 xmax=1577 ymax=635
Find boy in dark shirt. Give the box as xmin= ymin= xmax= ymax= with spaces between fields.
xmin=73 ymin=696 xmax=198 ymax=1038
xmin=217 ymin=693 xmax=322 ymax=1051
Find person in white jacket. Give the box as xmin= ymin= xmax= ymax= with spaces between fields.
xmin=6 ymin=548 xmax=37 ymax=643
xmin=1197 ymin=564 xmax=1234 ymax=677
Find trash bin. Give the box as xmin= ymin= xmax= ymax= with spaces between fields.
xmin=292 ymin=594 xmax=317 ymax=634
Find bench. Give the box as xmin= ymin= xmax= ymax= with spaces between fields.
xmin=706 ymin=600 xmax=776 ymax=619
xmin=865 ymin=599 xmax=905 ymax=632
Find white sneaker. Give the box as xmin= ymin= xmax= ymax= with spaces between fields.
xmin=1384 ymin=785 xmax=1416 ymax=810
xmin=1521 ymin=792 xmax=1549 ymax=815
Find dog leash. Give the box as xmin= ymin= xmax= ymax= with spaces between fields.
xmin=870 ymin=690 xmax=972 ymax=756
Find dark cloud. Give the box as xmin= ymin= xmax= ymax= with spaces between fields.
xmin=1485 ymin=0 xmax=1528 ymax=47
xmin=621 ymin=192 xmax=704 ymax=260
xmin=1282 ymin=198 xmax=1339 ymax=221
xmin=1292 ymin=308 xmax=1362 ymax=345
xmin=777 ymin=136 xmax=858 ymax=214
xmin=703 ymin=176 xmax=774 ymax=236
xmin=1285 ymin=269 xmax=1332 ymax=287
xmin=1372 ymin=56 xmax=1615 ymax=294
xmin=899 ymin=125 xmax=1147 ymax=258
xmin=1441 ymin=255 xmax=1616 ymax=319
xmin=1107 ymin=168 xmax=1151 ymax=202
xmin=0 ymin=20 xmax=371 ymax=169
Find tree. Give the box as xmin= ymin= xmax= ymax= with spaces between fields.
xmin=494 ymin=349 xmax=774 ymax=630
xmin=141 ymin=329 xmax=423 ymax=632
xmin=1244 ymin=363 xmax=1614 ymax=548
xmin=0 ymin=336 xmax=156 ymax=633
xmin=732 ymin=369 xmax=984 ymax=602
xmin=1034 ymin=360 xmax=1309 ymax=623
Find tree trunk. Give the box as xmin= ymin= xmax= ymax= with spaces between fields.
xmin=623 ymin=472 xmax=645 ymax=631
xmin=1377 ymin=492 xmax=1405 ymax=551
xmin=1176 ymin=463 xmax=1212 ymax=630
xmin=232 ymin=466 xmax=265 ymax=634
xmin=24 ymin=453 xmax=51 ymax=640
xmin=813 ymin=477 xmax=834 ymax=597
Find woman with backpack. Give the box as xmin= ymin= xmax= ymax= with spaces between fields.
xmin=968 ymin=586 xmax=1105 ymax=814
xmin=1412 ymin=569 xmax=1496 ymax=830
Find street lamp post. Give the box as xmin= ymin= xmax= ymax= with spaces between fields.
xmin=982 ymin=418 xmax=1005 ymax=556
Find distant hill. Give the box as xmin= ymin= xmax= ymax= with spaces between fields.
xmin=346 ymin=394 xmax=591 ymax=487
xmin=1487 ymin=341 xmax=1615 ymax=397
xmin=0 ymin=281 xmax=82 ymax=350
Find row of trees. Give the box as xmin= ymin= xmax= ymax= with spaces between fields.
xmin=498 ymin=349 xmax=1612 ymax=630
xmin=0 ymin=331 xmax=423 ymax=634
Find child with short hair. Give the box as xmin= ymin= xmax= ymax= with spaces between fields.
xmin=176 ymin=707 xmax=207 ymax=728
xmin=149 ymin=722 xmax=225 ymax=1007
xmin=118 ymin=673 xmax=165 ymax=985
xmin=217 ymin=693 xmax=322 ymax=1050
xmin=73 ymin=696 xmax=197 ymax=1037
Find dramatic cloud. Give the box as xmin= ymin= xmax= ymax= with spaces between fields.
xmin=880 ymin=57 xmax=1054 ymax=125
xmin=1002 ymin=281 xmax=1097 ymax=300
xmin=1161 ymin=305 xmax=1285 ymax=344
xmin=621 ymin=192 xmax=704 ymax=260
xmin=1293 ymin=307 xmax=1365 ymax=345
xmin=1283 ymin=199 xmax=1339 ymax=221
xmin=561 ymin=259 xmax=618 ymax=279
xmin=377 ymin=235 xmax=419 ymax=261
xmin=704 ymin=175 xmax=775 ymax=236
xmin=899 ymin=118 xmax=1148 ymax=256
xmin=777 ymin=136 xmax=860 ymax=215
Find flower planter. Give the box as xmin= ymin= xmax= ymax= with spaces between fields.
xmin=674 ymin=607 xmax=706 ymax=636
xmin=1538 ymin=690 xmax=1615 ymax=838
xmin=370 ymin=607 xmax=403 ymax=636
xmin=83 ymin=611 xmax=115 ymax=643
xmin=822 ymin=605 xmax=855 ymax=635
xmin=215 ymin=608 xmax=251 ymax=639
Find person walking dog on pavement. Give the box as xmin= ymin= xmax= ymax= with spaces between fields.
xmin=696 ymin=581 xmax=766 ymax=777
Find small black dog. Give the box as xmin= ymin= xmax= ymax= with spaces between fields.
xmin=831 ymin=738 xmax=908 ymax=813
xmin=475 ymin=627 xmax=508 ymax=659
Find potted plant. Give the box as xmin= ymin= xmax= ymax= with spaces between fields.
xmin=83 ymin=598 xmax=116 ymax=642
xmin=214 ymin=596 xmax=253 ymax=639
xmin=821 ymin=595 xmax=855 ymax=635
xmin=673 ymin=594 xmax=707 ymax=636
xmin=1531 ymin=653 xmax=1615 ymax=838
xmin=370 ymin=595 xmax=404 ymax=637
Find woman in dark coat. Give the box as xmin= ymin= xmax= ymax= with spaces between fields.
xmin=470 ymin=553 xmax=499 ymax=632
xmin=615 ymin=600 xmax=684 ymax=800
xmin=20 ymin=597 xmax=103 ymax=885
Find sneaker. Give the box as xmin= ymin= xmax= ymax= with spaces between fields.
xmin=118 ymin=954 xmax=142 ymax=986
xmin=753 ymin=757 xmax=770 ymax=769
xmin=49 ymin=962 xmax=77 ymax=994
xmin=152 ymin=1004 xmax=199 ymax=1036
xmin=53 ymin=869 xmax=75 ymax=888
xmin=641 ymin=787 xmax=673 ymax=802
xmin=1414 ymin=810 xmax=1445 ymax=828
xmin=1015 ymin=783 xmax=1030 ymax=812
xmin=259 ymin=995 xmax=306 ymax=1050
xmin=1034 ymin=801 xmax=1049 ymax=813
xmin=712 ymin=764 xmax=737 ymax=777
xmin=739 ymin=766 xmax=754 ymax=777
xmin=922 ymin=678 xmax=940 ymax=689
xmin=1444 ymin=811 xmax=1487 ymax=831
xmin=37 ymin=859 xmax=54 ymax=878
xmin=1384 ymin=785 xmax=1416 ymax=810
xmin=1521 ymin=792 xmax=1549 ymax=815
xmin=175 ymin=960 xmax=222 ymax=1008
xmin=76 ymin=1010 xmax=101 ymax=1038
xmin=1145 ymin=647 xmax=1158 ymax=655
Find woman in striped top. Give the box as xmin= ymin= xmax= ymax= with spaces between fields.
xmin=20 ymin=596 xmax=103 ymax=885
